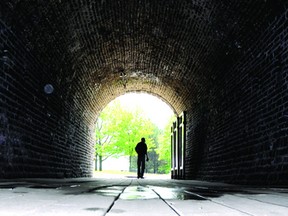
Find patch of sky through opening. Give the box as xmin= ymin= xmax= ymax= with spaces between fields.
xmin=115 ymin=92 xmax=175 ymax=129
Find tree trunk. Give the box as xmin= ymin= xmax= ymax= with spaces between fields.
xmin=95 ymin=155 xmax=98 ymax=171
xmin=99 ymin=155 xmax=103 ymax=171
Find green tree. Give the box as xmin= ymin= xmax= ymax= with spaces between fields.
xmin=156 ymin=117 xmax=175 ymax=173
xmin=95 ymin=100 xmax=156 ymax=171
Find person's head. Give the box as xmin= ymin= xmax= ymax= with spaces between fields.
xmin=141 ymin=137 xmax=145 ymax=142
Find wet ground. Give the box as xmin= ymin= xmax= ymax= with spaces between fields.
xmin=0 ymin=176 xmax=287 ymax=215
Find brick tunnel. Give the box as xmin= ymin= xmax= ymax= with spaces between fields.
xmin=1 ymin=1 xmax=288 ymax=186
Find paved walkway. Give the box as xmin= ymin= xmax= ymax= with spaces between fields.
xmin=0 ymin=175 xmax=287 ymax=216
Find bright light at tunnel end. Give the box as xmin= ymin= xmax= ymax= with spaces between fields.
xmin=116 ymin=92 xmax=174 ymax=129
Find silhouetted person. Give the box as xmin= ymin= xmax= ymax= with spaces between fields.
xmin=135 ymin=137 xmax=149 ymax=178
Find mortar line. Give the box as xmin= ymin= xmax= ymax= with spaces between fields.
xmin=150 ymin=188 xmax=184 ymax=216
xmin=136 ymin=180 xmax=183 ymax=216
xmin=232 ymin=193 xmax=288 ymax=208
xmin=103 ymin=179 xmax=132 ymax=215
xmin=184 ymin=190 xmax=255 ymax=216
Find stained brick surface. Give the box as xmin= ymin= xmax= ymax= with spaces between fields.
xmin=0 ymin=1 xmax=287 ymax=184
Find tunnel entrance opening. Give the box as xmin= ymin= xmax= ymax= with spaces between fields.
xmin=93 ymin=92 xmax=175 ymax=179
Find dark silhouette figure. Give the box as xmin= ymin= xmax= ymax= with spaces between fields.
xmin=135 ymin=137 xmax=149 ymax=178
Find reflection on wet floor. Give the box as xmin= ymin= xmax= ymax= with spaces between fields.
xmin=150 ymin=186 xmax=207 ymax=200
xmin=92 ymin=185 xmax=216 ymax=201
xmin=1 ymin=179 xmax=270 ymax=203
xmin=93 ymin=186 xmax=124 ymax=197
xmin=0 ymin=179 xmax=287 ymax=216
xmin=120 ymin=186 xmax=159 ymax=200
xmin=92 ymin=185 xmax=219 ymax=201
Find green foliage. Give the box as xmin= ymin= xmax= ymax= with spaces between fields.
xmin=95 ymin=98 xmax=174 ymax=174
xmin=156 ymin=116 xmax=175 ymax=173
xmin=95 ymin=100 xmax=156 ymax=160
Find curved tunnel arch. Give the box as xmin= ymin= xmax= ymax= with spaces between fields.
xmin=57 ymin=37 xmax=193 ymax=127
xmin=1 ymin=1 xmax=287 ymax=185
xmin=89 ymin=87 xmax=184 ymax=125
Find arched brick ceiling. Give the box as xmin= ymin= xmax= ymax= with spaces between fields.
xmin=1 ymin=0 xmax=282 ymax=124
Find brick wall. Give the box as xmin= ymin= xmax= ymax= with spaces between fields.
xmin=0 ymin=20 xmax=94 ymax=178
xmin=1 ymin=0 xmax=287 ymax=185
xmin=185 ymin=8 xmax=288 ymax=185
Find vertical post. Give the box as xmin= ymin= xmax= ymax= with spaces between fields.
xmin=171 ymin=120 xmax=178 ymax=179
xmin=171 ymin=112 xmax=186 ymax=179
xmin=178 ymin=111 xmax=186 ymax=179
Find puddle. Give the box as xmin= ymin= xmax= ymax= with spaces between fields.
xmin=70 ymin=184 xmax=80 ymax=188
xmin=185 ymin=187 xmax=222 ymax=198
xmin=92 ymin=186 xmax=124 ymax=197
xmin=95 ymin=185 xmax=197 ymax=200
xmin=150 ymin=186 xmax=206 ymax=200
xmin=120 ymin=186 xmax=159 ymax=200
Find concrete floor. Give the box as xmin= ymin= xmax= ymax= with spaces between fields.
xmin=0 ymin=175 xmax=287 ymax=216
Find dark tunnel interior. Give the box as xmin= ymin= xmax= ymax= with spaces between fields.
xmin=1 ymin=0 xmax=288 ymax=186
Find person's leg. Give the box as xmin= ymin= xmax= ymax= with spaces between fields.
xmin=141 ymin=157 xmax=145 ymax=178
xmin=137 ymin=157 xmax=141 ymax=178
